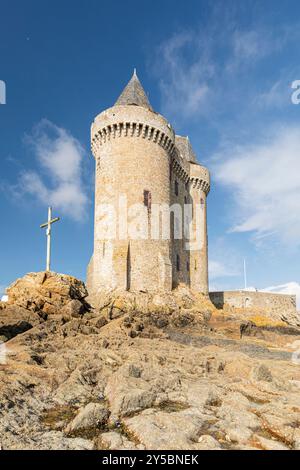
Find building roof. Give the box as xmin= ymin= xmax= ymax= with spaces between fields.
xmin=114 ymin=69 xmax=153 ymax=111
xmin=175 ymin=135 xmax=196 ymax=163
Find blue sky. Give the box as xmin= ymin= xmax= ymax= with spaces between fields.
xmin=0 ymin=0 xmax=300 ymax=304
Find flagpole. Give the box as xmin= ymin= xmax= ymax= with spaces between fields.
xmin=244 ymin=258 xmax=247 ymax=290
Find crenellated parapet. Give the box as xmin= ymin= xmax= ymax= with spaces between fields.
xmin=90 ymin=105 xmax=210 ymax=196
xmin=91 ymin=121 xmax=175 ymax=156
xmin=171 ymin=154 xmax=210 ymax=194
xmin=189 ymin=162 xmax=210 ymax=195
xmin=171 ymin=157 xmax=189 ymax=183
xmin=190 ymin=177 xmax=210 ymax=194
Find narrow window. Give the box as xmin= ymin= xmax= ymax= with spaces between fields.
xmin=186 ymin=261 xmax=190 ymax=271
xmin=185 ymin=181 xmax=189 ymax=191
xmin=143 ymin=190 xmax=152 ymax=210
xmin=175 ymin=180 xmax=179 ymax=196
xmin=126 ymin=243 xmax=131 ymax=291
xmin=176 ymin=254 xmax=180 ymax=271
xmin=184 ymin=196 xmax=187 ymax=204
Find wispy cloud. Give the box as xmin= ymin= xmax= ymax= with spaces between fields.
xmin=230 ymin=27 xmax=285 ymax=66
xmin=213 ymin=125 xmax=300 ymax=246
xmin=17 ymin=120 xmax=88 ymax=221
xmin=253 ymin=80 xmax=288 ymax=108
xmin=232 ymin=30 xmax=265 ymax=60
xmin=0 ymin=285 xmax=6 ymax=297
xmin=209 ymin=260 xmax=239 ymax=280
xmin=152 ymin=31 xmax=213 ymax=122
xmin=151 ymin=13 xmax=299 ymax=123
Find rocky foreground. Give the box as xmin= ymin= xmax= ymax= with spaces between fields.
xmin=1 ymin=272 xmax=300 ymax=450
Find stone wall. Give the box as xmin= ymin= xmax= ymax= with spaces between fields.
xmin=169 ymin=136 xmax=210 ymax=293
xmin=210 ymin=290 xmax=297 ymax=316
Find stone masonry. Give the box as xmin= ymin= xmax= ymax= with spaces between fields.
xmin=87 ymin=71 xmax=210 ymax=297
xmin=210 ymin=290 xmax=298 ymax=324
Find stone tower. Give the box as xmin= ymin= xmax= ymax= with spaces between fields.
xmin=87 ymin=71 xmax=210 ymax=297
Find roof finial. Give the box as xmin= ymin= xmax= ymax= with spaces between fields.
xmin=114 ymin=69 xmax=153 ymax=110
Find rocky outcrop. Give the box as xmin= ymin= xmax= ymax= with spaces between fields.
xmin=1 ymin=273 xmax=300 ymax=450
xmin=92 ymin=285 xmax=214 ymax=333
xmin=7 ymin=271 xmax=89 ymax=317
xmin=0 ymin=272 xmax=91 ymax=343
xmin=0 ymin=304 xmax=41 ymax=342
xmin=65 ymin=403 xmax=110 ymax=435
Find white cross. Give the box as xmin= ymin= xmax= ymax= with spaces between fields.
xmin=40 ymin=207 xmax=60 ymax=272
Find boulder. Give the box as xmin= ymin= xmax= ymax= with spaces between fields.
xmin=30 ymin=431 xmax=95 ymax=450
xmin=197 ymin=435 xmax=222 ymax=449
xmin=240 ymin=321 xmax=264 ymax=339
xmin=252 ymin=435 xmax=289 ymax=450
xmin=0 ymin=305 xmax=41 ymax=341
xmin=97 ymin=431 xmax=145 ymax=450
xmin=91 ymin=286 xmax=215 ymax=327
xmin=124 ymin=409 xmax=206 ymax=450
xmin=65 ymin=403 xmax=110 ymax=434
xmin=252 ymin=364 xmax=273 ymax=383
xmin=61 ymin=300 xmax=86 ymax=319
xmin=6 ymin=272 xmax=89 ymax=317
xmin=0 ymin=320 xmax=33 ymax=342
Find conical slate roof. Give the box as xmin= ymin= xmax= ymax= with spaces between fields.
xmin=115 ymin=70 xmax=153 ymax=111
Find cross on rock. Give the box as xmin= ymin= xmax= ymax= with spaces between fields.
xmin=40 ymin=207 xmax=60 ymax=272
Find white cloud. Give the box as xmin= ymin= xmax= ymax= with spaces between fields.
xmin=19 ymin=119 xmax=88 ymax=221
xmin=254 ymin=80 xmax=289 ymax=108
xmin=0 ymin=285 xmax=6 ymax=296
xmin=233 ymin=30 xmax=263 ymax=60
xmin=213 ymin=125 xmax=300 ymax=246
xmin=153 ymin=31 xmax=212 ymax=121
xmin=231 ymin=28 xmax=285 ymax=66
xmin=262 ymin=282 xmax=300 ymax=310
xmin=209 ymin=260 xmax=239 ymax=280
xmin=151 ymin=16 xmax=293 ymax=122
xmin=0 ymin=284 xmax=7 ymax=302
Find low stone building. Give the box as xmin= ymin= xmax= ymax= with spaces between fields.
xmin=87 ymin=71 xmax=210 ymax=297
xmin=210 ymin=290 xmax=298 ymax=325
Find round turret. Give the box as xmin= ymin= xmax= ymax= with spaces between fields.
xmin=87 ymin=71 xmax=211 ymax=297
xmin=87 ymin=72 xmax=175 ymax=295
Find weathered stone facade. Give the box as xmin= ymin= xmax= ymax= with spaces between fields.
xmin=87 ymin=71 xmax=210 ymax=296
xmin=210 ymin=290 xmax=298 ymax=325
